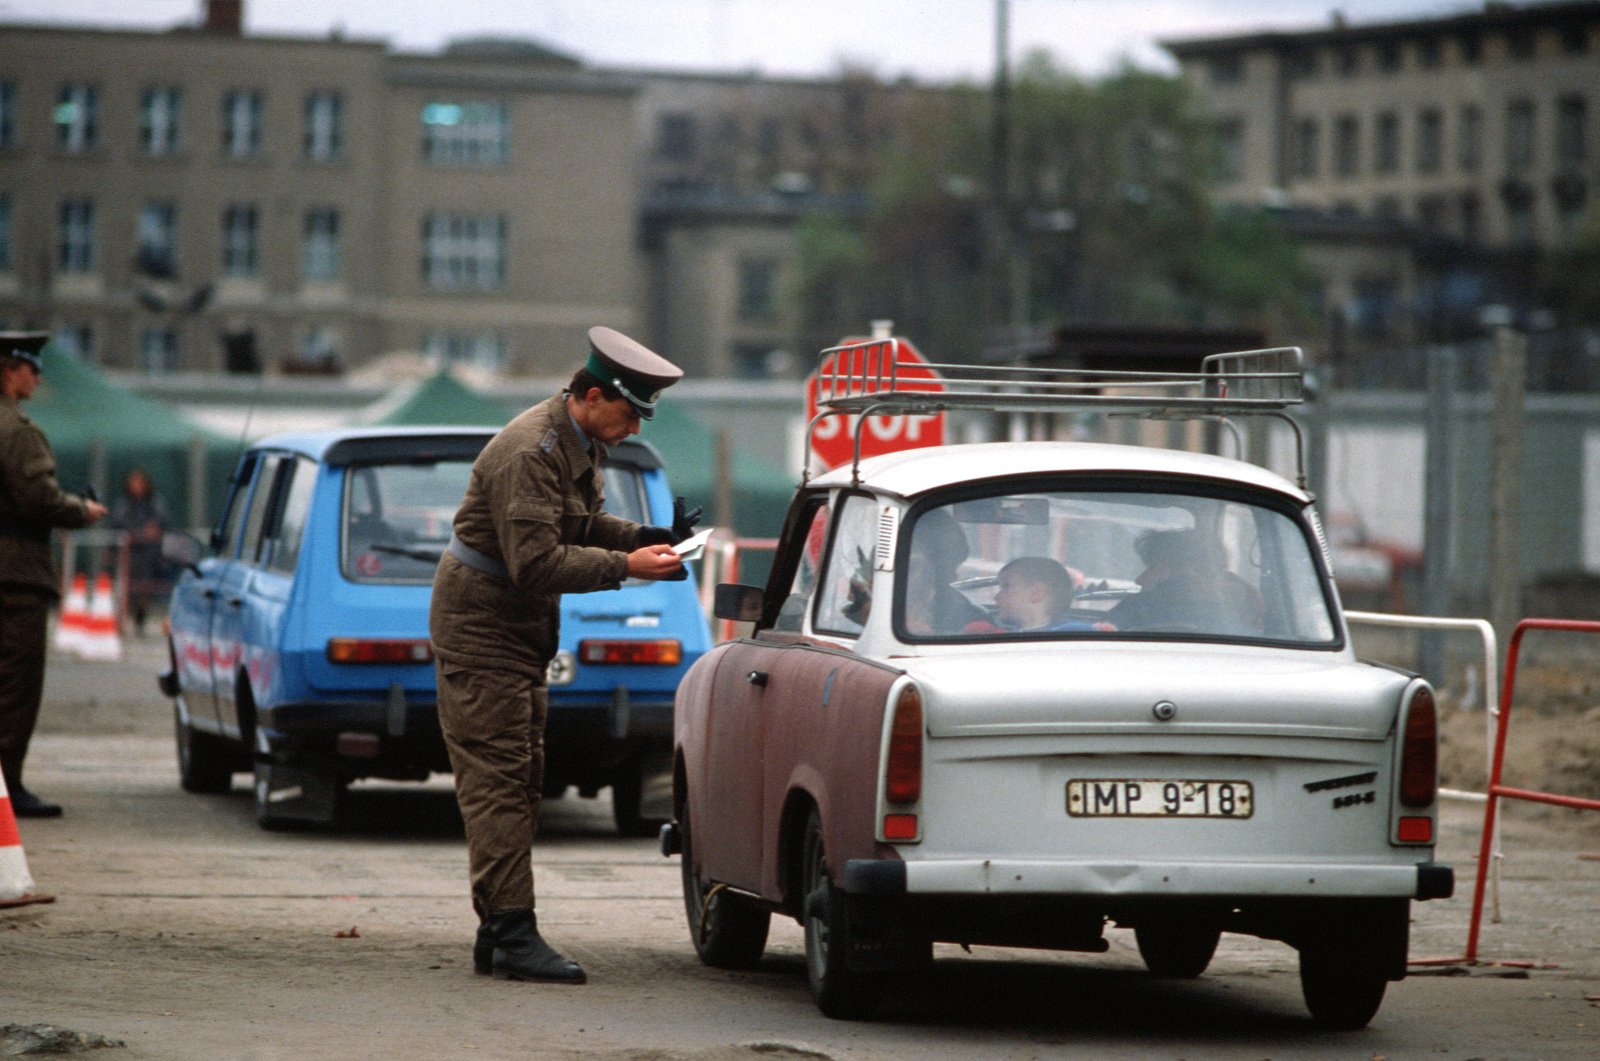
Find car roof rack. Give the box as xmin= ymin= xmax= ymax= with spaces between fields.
xmin=807 ymin=337 xmax=1309 ymax=488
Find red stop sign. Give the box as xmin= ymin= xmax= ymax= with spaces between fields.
xmin=805 ymin=337 xmax=945 ymax=472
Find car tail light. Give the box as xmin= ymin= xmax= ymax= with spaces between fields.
xmin=578 ymin=639 xmax=682 ymax=666
xmin=884 ymin=684 xmax=923 ymax=806
xmin=1399 ymin=686 xmax=1438 ymax=808
xmin=326 ymin=637 xmax=433 ymax=664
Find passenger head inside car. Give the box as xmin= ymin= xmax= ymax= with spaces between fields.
xmin=902 ymin=508 xmax=987 ymax=635
xmin=995 ymin=556 xmax=1077 ymax=630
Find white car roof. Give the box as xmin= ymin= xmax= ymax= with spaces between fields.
xmin=809 ymin=441 xmax=1311 ymax=504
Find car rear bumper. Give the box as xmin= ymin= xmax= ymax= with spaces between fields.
xmin=843 ymin=857 xmax=1454 ymax=901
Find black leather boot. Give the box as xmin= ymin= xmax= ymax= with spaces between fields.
xmin=485 ymin=910 xmax=586 ymax=984
xmin=9 ymin=784 xmax=63 ymax=818
xmin=473 ymin=919 xmax=493 ymax=975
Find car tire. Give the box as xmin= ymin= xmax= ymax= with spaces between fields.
xmin=1299 ymin=943 xmax=1388 ymax=1029
xmin=802 ymin=807 xmax=882 ymax=1020
xmin=612 ymin=755 xmax=665 ymax=838
xmin=678 ymin=794 xmax=769 ymax=968
xmin=174 ymin=704 xmax=235 ymax=795
xmin=1134 ymin=918 xmax=1221 ymax=978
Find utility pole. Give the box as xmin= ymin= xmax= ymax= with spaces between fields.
xmin=987 ymin=0 xmax=1013 ymax=345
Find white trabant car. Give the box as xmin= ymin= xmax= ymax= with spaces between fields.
xmin=663 ymin=343 xmax=1451 ymax=1027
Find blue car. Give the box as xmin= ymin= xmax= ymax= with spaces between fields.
xmin=159 ymin=426 xmax=709 ymax=832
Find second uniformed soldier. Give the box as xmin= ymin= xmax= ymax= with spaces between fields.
xmin=430 ymin=326 xmax=698 ymax=984
xmin=0 ymin=332 xmax=109 ymax=817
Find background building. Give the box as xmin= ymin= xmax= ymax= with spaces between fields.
xmin=1163 ymin=1 xmax=1600 ymax=371
xmin=0 ymin=2 xmax=637 ymax=376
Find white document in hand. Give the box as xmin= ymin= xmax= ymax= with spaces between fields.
xmin=672 ymin=527 xmax=716 ymax=561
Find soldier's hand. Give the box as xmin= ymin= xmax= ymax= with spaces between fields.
xmin=671 ymin=496 xmax=703 ymax=543
xmin=626 ymin=544 xmax=686 ymax=581
xmin=84 ymin=500 xmax=109 ymax=524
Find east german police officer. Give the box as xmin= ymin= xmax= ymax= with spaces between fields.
xmin=0 ymin=332 xmax=108 ymax=817
xmin=430 ymin=326 xmax=699 ymax=983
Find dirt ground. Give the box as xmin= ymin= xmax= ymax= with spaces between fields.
xmin=3 ymin=634 xmax=1598 ymax=1060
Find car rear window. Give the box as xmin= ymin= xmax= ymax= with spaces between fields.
xmin=895 ymin=487 xmax=1338 ymax=646
xmin=340 ymin=456 xmax=651 ymax=583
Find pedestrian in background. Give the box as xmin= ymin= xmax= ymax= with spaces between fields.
xmin=0 ymin=333 xmax=108 ymax=817
xmin=110 ymin=467 xmax=171 ymax=636
xmin=430 ymin=326 xmax=699 ymax=984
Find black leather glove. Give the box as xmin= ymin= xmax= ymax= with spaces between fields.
xmin=660 ymin=564 xmax=689 ymax=581
xmin=637 ymin=525 xmax=676 ymax=547
xmin=672 ymin=496 xmax=703 ymax=543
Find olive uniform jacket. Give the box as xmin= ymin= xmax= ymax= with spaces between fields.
xmin=430 ymin=395 xmax=651 ymax=679
xmin=0 ymin=395 xmax=95 ymax=597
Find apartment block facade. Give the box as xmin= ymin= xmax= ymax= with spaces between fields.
xmin=1163 ymin=1 xmax=1600 ymax=352
xmin=0 ymin=11 xmax=636 ymax=375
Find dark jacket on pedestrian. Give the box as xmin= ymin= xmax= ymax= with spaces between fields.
xmin=0 ymin=395 xmax=96 ymax=597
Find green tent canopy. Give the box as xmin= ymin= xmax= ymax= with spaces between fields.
xmin=364 ymin=368 xmax=513 ymax=427
xmin=23 ymin=343 xmax=238 ymax=531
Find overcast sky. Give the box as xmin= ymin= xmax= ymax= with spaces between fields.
xmin=0 ymin=0 xmax=1496 ymax=79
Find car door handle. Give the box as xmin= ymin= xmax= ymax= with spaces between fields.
xmin=226 ymin=597 xmax=243 ymax=608
xmin=746 ymin=670 xmax=768 ymax=687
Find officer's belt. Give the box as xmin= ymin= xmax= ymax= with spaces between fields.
xmin=447 ymin=533 xmax=511 ymax=583
xmin=0 ymin=521 xmax=50 ymax=544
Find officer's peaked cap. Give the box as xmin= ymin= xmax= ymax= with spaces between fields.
xmin=584 ymin=326 xmax=682 ymax=420
xmin=0 ymin=332 xmax=49 ymax=372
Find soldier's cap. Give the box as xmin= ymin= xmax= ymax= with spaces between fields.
xmin=583 ymin=326 xmax=682 ymax=420
xmin=0 ymin=331 xmax=49 ymax=373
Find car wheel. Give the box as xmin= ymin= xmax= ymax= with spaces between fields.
xmin=612 ymin=755 xmax=665 ymax=838
xmin=174 ymin=704 xmax=235 ymax=795
xmin=678 ymin=794 xmax=769 ymax=967
xmin=1299 ymin=943 xmax=1388 ymax=1029
xmin=1135 ymin=918 xmax=1221 ymax=978
xmin=802 ymin=807 xmax=882 ymax=1020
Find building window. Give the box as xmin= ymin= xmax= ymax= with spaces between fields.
xmin=1374 ymin=112 xmax=1400 ymax=174
xmin=1286 ymin=48 xmax=1318 ymax=80
xmin=1209 ymin=53 xmax=1242 ymax=85
xmin=1458 ymin=104 xmax=1482 ymax=172
xmin=141 ymin=328 xmax=178 ymax=373
xmin=303 ymin=91 xmax=342 ymax=161
xmin=1506 ymin=27 xmax=1536 ymax=61
xmin=1334 ymin=115 xmax=1360 ymax=177
xmin=421 ymin=101 xmax=507 ymax=166
xmin=1506 ymin=100 xmax=1536 ymax=171
xmin=0 ymin=82 xmax=16 ymax=149
xmin=1459 ymin=192 xmax=1480 ymax=242
xmin=222 ymin=90 xmax=263 ymax=158
xmin=1416 ymin=194 xmax=1447 ymax=235
xmin=0 ymin=196 xmax=11 ymax=271
xmin=1505 ymin=193 xmax=1536 ymax=245
xmin=1376 ymin=40 xmax=1402 ymax=73
xmin=424 ymin=331 xmax=505 ymax=371
xmin=1416 ymin=108 xmax=1443 ymax=174
xmin=1458 ymin=31 xmax=1482 ymax=64
xmin=1557 ymin=95 xmax=1587 ymax=167
xmin=140 ymin=86 xmax=182 ymax=156
xmin=1215 ymin=117 xmax=1244 ymax=182
xmin=299 ymin=326 xmax=340 ymax=367
xmin=1291 ymin=118 xmax=1319 ymax=179
xmin=1560 ymin=24 xmax=1589 ymax=55
xmin=136 ymin=201 xmax=178 ymax=279
xmin=58 ymin=198 xmax=95 ymax=272
xmin=55 ymin=84 xmax=99 ymax=152
xmin=1417 ymin=35 xmax=1442 ymax=68
xmin=222 ymin=204 xmax=260 ymax=276
xmin=737 ymin=259 xmax=779 ymax=322
xmin=302 ymin=208 xmax=340 ymax=281
xmin=421 ymin=214 xmax=507 ymax=291
xmin=656 ymin=112 xmax=698 ymax=161
xmin=1335 ymin=45 xmax=1361 ymax=77
xmin=53 ymin=324 xmax=93 ymax=362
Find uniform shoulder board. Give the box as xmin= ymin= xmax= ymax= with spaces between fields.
xmin=540 ymin=429 xmax=559 ymax=453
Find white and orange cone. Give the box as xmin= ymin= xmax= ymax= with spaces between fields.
xmin=52 ymin=572 xmax=89 ymax=657
xmin=0 ymin=774 xmax=55 ymax=909
xmin=78 ymin=573 xmax=122 ymax=662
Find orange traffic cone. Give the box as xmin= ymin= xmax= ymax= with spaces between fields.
xmin=0 ymin=774 xmax=55 ymax=909
xmin=78 ymin=573 xmax=122 ymax=662
xmin=52 ymin=573 xmax=89 ymax=657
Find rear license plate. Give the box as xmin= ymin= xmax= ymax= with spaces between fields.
xmin=1067 ymin=779 xmax=1253 ymax=819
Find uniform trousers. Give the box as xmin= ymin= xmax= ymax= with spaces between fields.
xmin=435 ymin=658 xmax=550 ymax=916
xmin=0 ymin=586 xmax=50 ymax=792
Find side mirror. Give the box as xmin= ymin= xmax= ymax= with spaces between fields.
xmin=712 ymin=583 xmax=764 ymax=623
xmin=161 ymin=531 xmax=205 ymax=575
